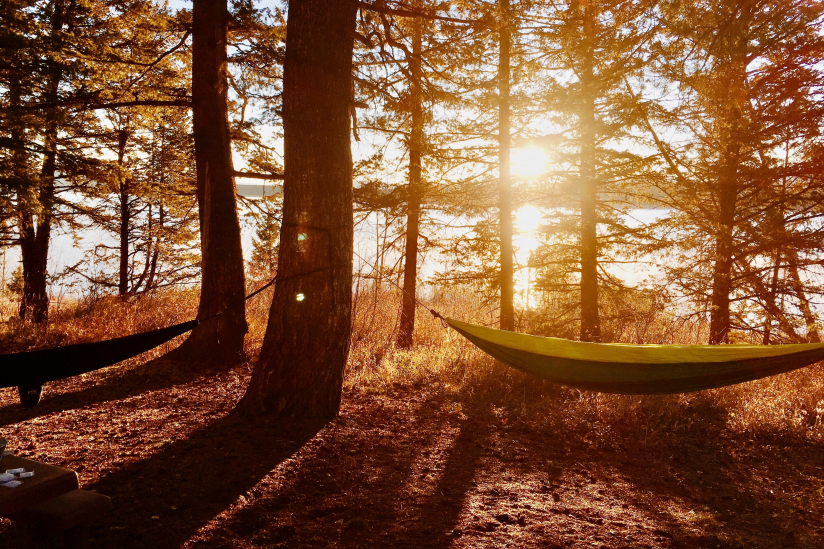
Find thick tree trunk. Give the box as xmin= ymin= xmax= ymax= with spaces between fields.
xmin=171 ymin=0 xmax=247 ymax=365
xmin=397 ymin=11 xmax=424 ymax=349
xmin=23 ymin=153 xmax=53 ymax=324
xmin=9 ymin=81 xmax=36 ymax=321
xmin=238 ymin=0 xmax=357 ymax=418
xmin=18 ymin=0 xmax=64 ymax=323
xmin=706 ymin=7 xmax=758 ymax=345
xmin=578 ymin=3 xmax=601 ymax=342
xmin=708 ymin=41 xmax=747 ymax=345
xmin=498 ymin=0 xmax=515 ymax=332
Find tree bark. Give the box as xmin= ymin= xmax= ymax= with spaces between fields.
xmin=708 ymin=179 xmax=737 ymax=344
xmin=786 ymin=248 xmax=820 ymax=342
xmin=238 ymin=0 xmax=357 ymax=418
xmin=397 ymin=8 xmax=424 ymax=348
xmin=19 ymin=0 xmax=64 ymax=323
xmin=145 ymin=205 xmax=162 ymax=292
xmin=708 ymin=37 xmax=747 ymax=345
xmin=497 ymin=0 xmax=515 ymax=332
xmin=762 ymin=250 xmax=781 ymax=345
xmin=171 ymin=0 xmax=248 ymax=366
xmin=578 ymin=2 xmax=601 ymax=342
xmin=117 ymin=130 xmax=130 ymax=296
xmin=9 ymin=81 xmax=37 ymax=321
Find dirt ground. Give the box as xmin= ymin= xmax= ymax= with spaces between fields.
xmin=1 ymin=357 xmax=822 ymax=548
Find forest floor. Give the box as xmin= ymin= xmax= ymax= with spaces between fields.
xmin=1 ymin=353 xmax=823 ymax=549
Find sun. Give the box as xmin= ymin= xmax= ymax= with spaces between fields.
xmin=511 ymin=147 xmax=548 ymax=178
xmin=516 ymin=204 xmax=542 ymax=233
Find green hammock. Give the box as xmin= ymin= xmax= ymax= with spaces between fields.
xmin=447 ymin=318 xmax=824 ymax=394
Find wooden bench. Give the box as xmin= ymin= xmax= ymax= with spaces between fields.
xmin=19 ymin=489 xmax=112 ymax=548
xmin=0 ymin=456 xmax=111 ymax=548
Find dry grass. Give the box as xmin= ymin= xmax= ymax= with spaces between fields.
xmin=1 ymin=284 xmax=822 ymax=446
xmin=346 ymin=283 xmax=824 ymax=446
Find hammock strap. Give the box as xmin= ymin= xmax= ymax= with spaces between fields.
xmin=200 ymin=263 xmax=351 ymax=323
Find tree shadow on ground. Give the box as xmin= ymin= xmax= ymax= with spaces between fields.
xmin=194 ymin=387 xmax=487 ymax=548
xmin=611 ymin=401 xmax=823 ymax=549
xmin=0 ymin=357 xmax=237 ymax=428
xmin=404 ymin=413 xmax=486 ymax=548
xmin=72 ymin=411 xmax=325 ymax=549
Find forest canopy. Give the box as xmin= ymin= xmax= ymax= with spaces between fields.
xmin=2 ymin=0 xmax=824 ymax=349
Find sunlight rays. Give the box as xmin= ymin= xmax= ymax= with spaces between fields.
xmin=514 ymin=205 xmax=544 ymax=309
xmin=511 ymin=148 xmax=548 ymax=178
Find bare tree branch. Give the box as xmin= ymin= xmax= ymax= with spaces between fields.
xmin=358 ymin=2 xmax=481 ymax=24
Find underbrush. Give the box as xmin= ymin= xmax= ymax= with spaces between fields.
xmin=346 ymin=284 xmax=824 ymax=446
xmin=0 ymin=282 xmax=273 ymax=361
xmin=1 ymin=284 xmax=822 ymax=446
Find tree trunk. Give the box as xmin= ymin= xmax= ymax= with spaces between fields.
xmin=498 ymin=0 xmax=515 ymax=332
xmin=762 ymin=202 xmax=820 ymax=343
xmin=786 ymin=250 xmax=820 ymax=343
xmin=397 ymin=10 xmax=424 ymax=349
xmin=708 ymin=41 xmax=747 ymax=345
xmin=171 ymin=0 xmax=247 ymax=366
xmin=708 ymin=181 xmax=737 ymax=344
xmin=117 ymin=130 xmax=130 ymax=296
xmin=18 ymin=0 xmax=64 ymax=323
xmin=740 ymin=258 xmax=800 ymax=342
xmin=578 ymin=3 xmax=601 ymax=342
xmin=9 ymin=80 xmax=35 ymax=320
xmin=145 ymin=205 xmax=163 ymax=292
xmin=238 ymin=0 xmax=357 ymax=418
xmin=762 ymin=250 xmax=781 ymax=345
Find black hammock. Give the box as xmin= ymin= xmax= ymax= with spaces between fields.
xmin=1 ymin=320 xmax=198 ymax=408
xmin=1 ymin=275 xmax=277 ymax=408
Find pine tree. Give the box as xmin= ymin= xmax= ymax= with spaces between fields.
xmin=643 ymin=0 xmax=824 ymax=343
xmin=169 ymin=0 xmax=248 ymax=365
xmin=239 ymin=0 xmax=358 ymax=418
xmin=531 ymin=0 xmax=660 ymax=341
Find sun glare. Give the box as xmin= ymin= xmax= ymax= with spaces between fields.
xmin=511 ymin=147 xmax=548 ymax=178
xmin=517 ymin=205 xmax=542 ymax=233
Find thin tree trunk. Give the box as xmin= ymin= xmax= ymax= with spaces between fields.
xmin=145 ymin=205 xmax=163 ymax=292
xmin=708 ymin=181 xmax=737 ymax=344
xmin=740 ymin=259 xmax=800 ymax=342
xmin=763 ymin=197 xmax=820 ymax=343
xmin=786 ymin=252 xmax=820 ymax=343
xmin=171 ymin=0 xmax=247 ymax=365
xmin=498 ymin=0 xmax=515 ymax=332
xmin=238 ymin=0 xmax=358 ymax=418
xmin=397 ymin=9 xmax=424 ymax=349
xmin=763 ymin=250 xmax=781 ymax=345
xmin=578 ymin=2 xmax=601 ymax=342
xmin=131 ymin=204 xmax=153 ymax=295
xmin=117 ymin=130 xmax=130 ymax=296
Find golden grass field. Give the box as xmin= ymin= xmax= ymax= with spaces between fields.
xmin=1 ymin=283 xmax=821 ymax=444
